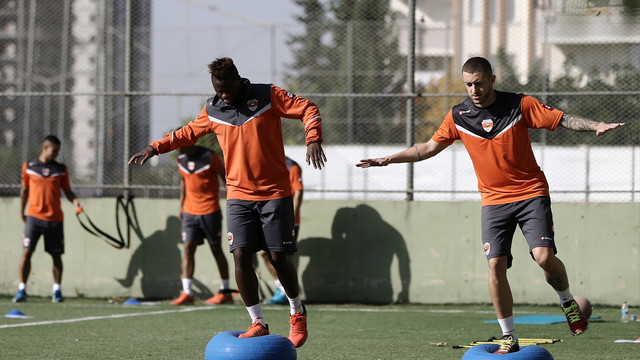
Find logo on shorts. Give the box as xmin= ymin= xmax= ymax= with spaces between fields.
xmin=291 ymin=227 xmax=296 ymax=238
xmin=481 ymin=119 xmax=494 ymax=132
xmin=22 ymin=236 xmax=31 ymax=248
xmin=483 ymin=242 xmax=491 ymax=256
xmin=227 ymin=232 xmax=234 ymax=246
xmin=247 ymin=99 xmax=258 ymax=111
xmin=182 ymin=232 xmax=187 ymax=242
xmin=540 ymin=236 xmax=553 ymax=241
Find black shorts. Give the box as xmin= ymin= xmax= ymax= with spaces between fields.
xmin=181 ymin=211 xmax=222 ymax=248
xmin=226 ymin=197 xmax=296 ymax=253
xmin=23 ymin=216 xmax=65 ymax=255
xmin=481 ymin=196 xmax=556 ymax=268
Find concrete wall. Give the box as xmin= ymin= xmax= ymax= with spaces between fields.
xmin=1 ymin=197 xmax=638 ymax=306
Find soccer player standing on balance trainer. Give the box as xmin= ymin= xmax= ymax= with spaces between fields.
xmin=357 ymin=57 xmax=625 ymax=354
xmin=129 ymin=57 xmax=326 ymax=348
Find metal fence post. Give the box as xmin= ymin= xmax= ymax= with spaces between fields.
xmin=405 ymin=0 xmax=416 ymax=201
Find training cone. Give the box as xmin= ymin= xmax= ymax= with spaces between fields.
xmin=5 ymin=310 xmax=32 ymax=319
xmin=123 ymin=298 xmax=141 ymax=305
xmin=205 ymin=330 xmax=297 ymax=360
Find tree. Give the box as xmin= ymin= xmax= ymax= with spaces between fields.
xmin=284 ymin=0 xmax=406 ymax=145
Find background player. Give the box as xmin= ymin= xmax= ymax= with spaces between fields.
xmin=13 ymin=135 xmax=81 ymax=303
xmin=171 ymin=144 xmax=235 ymax=305
xmin=260 ymin=156 xmax=304 ymax=305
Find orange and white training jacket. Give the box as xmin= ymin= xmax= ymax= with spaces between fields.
xmin=151 ymin=79 xmax=322 ymax=201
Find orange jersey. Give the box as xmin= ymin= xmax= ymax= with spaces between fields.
xmin=22 ymin=159 xmax=71 ymax=222
xmin=432 ymin=92 xmax=564 ymax=206
xmin=151 ymin=79 xmax=322 ymax=201
xmin=286 ymin=157 xmax=303 ymax=224
xmin=178 ymin=146 xmax=224 ymax=215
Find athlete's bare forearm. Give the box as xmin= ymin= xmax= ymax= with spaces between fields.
xmin=559 ymin=113 xmax=625 ymax=136
xmin=559 ymin=114 xmax=600 ymax=131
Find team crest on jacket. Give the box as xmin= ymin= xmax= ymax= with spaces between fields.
xmin=187 ymin=161 xmax=195 ymax=171
xmin=42 ymin=168 xmax=50 ymax=176
xmin=247 ymin=99 xmax=258 ymax=111
xmin=481 ymin=119 xmax=494 ymax=132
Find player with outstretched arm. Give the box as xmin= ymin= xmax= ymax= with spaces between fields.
xmin=129 ymin=57 xmax=326 ymax=348
xmin=356 ymin=57 xmax=624 ymax=354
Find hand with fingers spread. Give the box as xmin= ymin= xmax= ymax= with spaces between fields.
xmin=128 ymin=145 xmax=158 ymax=166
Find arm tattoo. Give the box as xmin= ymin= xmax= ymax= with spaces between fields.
xmin=560 ymin=113 xmax=600 ymax=131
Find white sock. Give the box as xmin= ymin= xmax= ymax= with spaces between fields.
xmin=287 ymin=294 xmax=304 ymax=315
xmin=497 ymin=316 xmax=516 ymax=339
xmin=246 ymin=304 xmax=265 ymax=326
xmin=220 ymin=279 xmax=230 ymax=290
xmin=274 ymin=279 xmax=284 ymax=292
xmin=18 ymin=282 xmax=26 ymax=291
xmin=181 ymin=278 xmax=193 ymax=296
xmin=53 ymin=283 xmax=61 ymax=292
xmin=556 ymin=288 xmax=573 ymax=305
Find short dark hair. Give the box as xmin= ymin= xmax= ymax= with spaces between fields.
xmin=208 ymin=57 xmax=239 ymax=81
xmin=462 ymin=57 xmax=493 ymax=75
xmin=43 ymin=135 xmax=61 ymax=146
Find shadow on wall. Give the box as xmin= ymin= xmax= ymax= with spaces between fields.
xmin=297 ymin=204 xmax=411 ymax=304
xmin=114 ymin=215 xmax=212 ymax=299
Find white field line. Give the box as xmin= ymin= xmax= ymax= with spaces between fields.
xmin=1 ymin=305 xmax=536 ymax=329
xmin=0 ymin=306 xmax=213 ymax=329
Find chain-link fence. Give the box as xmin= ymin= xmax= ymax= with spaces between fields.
xmin=1 ymin=0 xmax=638 ymax=201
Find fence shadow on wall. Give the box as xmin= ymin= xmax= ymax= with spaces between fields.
xmin=297 ymin=204 xmax=411 ymax=304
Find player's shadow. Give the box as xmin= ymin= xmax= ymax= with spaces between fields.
xmin=297 ymin=204 xmax=411 ymax=304
xmin=115 ymin=215 xmax=209 ymax=299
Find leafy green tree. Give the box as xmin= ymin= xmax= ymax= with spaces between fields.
xmin=285 ymin=0 xmax=406 ymax=145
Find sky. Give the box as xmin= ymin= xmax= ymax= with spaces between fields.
xmin=150 ymin=0 xmax=301 ymax=139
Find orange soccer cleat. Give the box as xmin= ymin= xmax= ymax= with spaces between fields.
xmin=239 ymin=320 xmax=270 ymax=338
xmin=170 ymin=291 xmax=194 ymax=305
xmin=288 ymin=304 xmax=308 ymax=348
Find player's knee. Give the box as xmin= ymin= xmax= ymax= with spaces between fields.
xmin=531 ymin=247 xmax=555 ymax=268
xmin=269 ymin=251 xmax=289 ymax=268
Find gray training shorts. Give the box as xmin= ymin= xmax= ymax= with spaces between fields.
xmin=181 ymin=211 xmax=222 ymax=247
xmin=226 ymin=197 xmax=297 ymax=253
xmin=481 ymin=196 xmax=557 ymax=269
xmin=23 ymin=216 xmax=65 ymax=255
